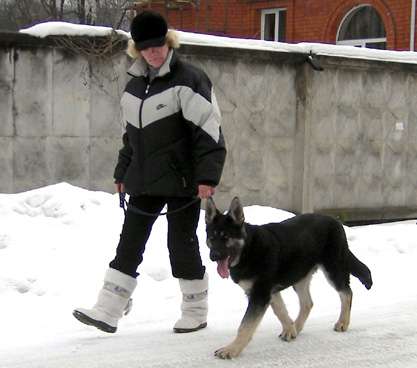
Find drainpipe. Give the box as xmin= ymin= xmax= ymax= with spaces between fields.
xmin=411 ymin=0 xmax=416 ymax=51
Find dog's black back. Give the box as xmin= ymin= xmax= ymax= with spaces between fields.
xmin=235 ymin=214 xmax=372 ymax=292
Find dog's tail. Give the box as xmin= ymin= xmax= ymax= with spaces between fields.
xmin=348 ymin=250 xmax=373 ymax=290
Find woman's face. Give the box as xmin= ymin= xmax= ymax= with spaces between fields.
xmin=140 ymin=44 xmax=169 ymax=68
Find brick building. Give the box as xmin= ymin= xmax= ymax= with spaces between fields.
xmin=133 ymin=0 xmax=417 ymax=51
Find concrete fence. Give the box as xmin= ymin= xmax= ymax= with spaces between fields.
xmin=1 ymin=32 xmax=417 ymax=222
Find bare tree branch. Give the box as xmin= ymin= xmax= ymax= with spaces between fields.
xmin=0 ymin=0 xmax=137 ymax=30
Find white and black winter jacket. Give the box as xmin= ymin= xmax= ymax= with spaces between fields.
xmin=114 ymin=49 xmax=226 ymax=197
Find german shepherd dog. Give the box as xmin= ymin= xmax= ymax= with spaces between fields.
xmin=205 ymin=197 xmax=372 ymax=359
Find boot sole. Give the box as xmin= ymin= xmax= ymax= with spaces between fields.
xmin=72 ymin=310 xmax=117 ymax=333
xmin=173 ymin=322 xmax=207 ymax=333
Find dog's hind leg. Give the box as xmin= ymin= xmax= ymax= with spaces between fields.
xmin=293 ymin=270 xmax=315 ymax=334
xmin=320 ymin=232 xmax=353 ymax=333
xmin=321 ymin=262 xmax=353 ymax=332
xmin=270 ymin=292 xmax=297 ymax=341
xmin=334 ymin=287 xmax=352 ymax=332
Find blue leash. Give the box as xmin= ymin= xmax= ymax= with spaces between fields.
xmin=119 ymin=192 xmax=127 ymax=215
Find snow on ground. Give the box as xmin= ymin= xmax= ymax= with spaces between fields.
xmin=0 ymin=183 xmax=416 ymax=368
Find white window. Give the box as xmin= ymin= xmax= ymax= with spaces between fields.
xmin=337 ymin=5 xmax=386 ymax=49
xmin=261 ymin=8 xmax=286 ymax=42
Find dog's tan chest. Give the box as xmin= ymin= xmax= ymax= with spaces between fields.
xmin=238 ymin=279 xmax=254 ymax=295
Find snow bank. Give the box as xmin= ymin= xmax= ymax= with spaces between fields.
xmin=1 ymin=183 xmax=416 ymax=361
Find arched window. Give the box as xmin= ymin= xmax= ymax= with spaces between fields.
xmin=337 ymin=5 xmax=386 ymax=49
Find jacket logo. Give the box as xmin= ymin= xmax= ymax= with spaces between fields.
xmin=156 ymin=104 xmax=167 ymax=110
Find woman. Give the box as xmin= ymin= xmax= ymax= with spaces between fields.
xmin=73 ymin=11 xmax=226 ymax=334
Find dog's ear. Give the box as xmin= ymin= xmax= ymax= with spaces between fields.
xmin=205 ymin=197 xmax=219 ymax=224
xmin=228 ymin=197 xmax=245 ymax=226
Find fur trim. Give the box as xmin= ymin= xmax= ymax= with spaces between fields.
xmin=178 ymin=272 xmax=208 ymax=294
xmin=166 ymin=30 xmax=180 ymax=49
xmin=126 ymin=30 xmax=180 ymax=60
xmin=105 ymin=268 xmax=137 ymax=291
xmin=126 ymin=39 xmax=141 ymax=59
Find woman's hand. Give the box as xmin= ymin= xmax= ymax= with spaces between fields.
xmin=198 ymin=184 xmax=215 ymax=199
xmin=115 ymin=182 xmax=125 ymax=193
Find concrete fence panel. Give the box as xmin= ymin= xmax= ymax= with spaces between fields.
xmin=1 ymin=32 xmax=417 ymax=222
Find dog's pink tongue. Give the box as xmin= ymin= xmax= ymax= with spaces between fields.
xmin=217 ymin=258 xmax=230 ymax=279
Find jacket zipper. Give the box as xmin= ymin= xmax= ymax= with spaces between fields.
xmin=139 ymin=83 xmax=150 ymax=129
xmin=170 ymin=162 xmax=188 ymax=189
xmin=138 ymin=83 xmax=150 ymax=193
xmin=142 ymin=80 xmax=187 ymax=191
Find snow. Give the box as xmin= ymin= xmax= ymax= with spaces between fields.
xmin=19 ymin=21 xmax=129 ymax=39
xmin=19 ymin=21 xmax=417 ymax=65
xmin=1 ymin=182 xmax=416 ymax=367
xmin=4 ymin=19 xmax=417 ymax=366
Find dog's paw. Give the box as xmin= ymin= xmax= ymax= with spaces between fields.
xmin=334 ymin=321 xmax=349 ymax=332
xmin=214 ymin=344 xmax=242 ymax=359
xmin=279 ymin=324 xmax=298 ymax=342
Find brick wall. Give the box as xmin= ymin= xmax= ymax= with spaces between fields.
xmin=136 ymin=0 xmax=415 ymax=51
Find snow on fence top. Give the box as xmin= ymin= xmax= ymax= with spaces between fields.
xmin=19 ymin=21 xmax=417 ymax=65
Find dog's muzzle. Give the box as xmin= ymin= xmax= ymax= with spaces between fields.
xmin=209 ymin=249 xmax=231 ymax=279
xmin=209 ymin=249 xmax=226 ymax=262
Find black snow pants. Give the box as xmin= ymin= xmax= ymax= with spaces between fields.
xmin=109 ymin=195 xmax=205 ymax=280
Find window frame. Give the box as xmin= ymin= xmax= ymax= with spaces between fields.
xmin=261 ymin=8 xmax=286 ymax=42
xmin=336 ymin=4 xmax=387 ymax=49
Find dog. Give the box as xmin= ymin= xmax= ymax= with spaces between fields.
xmin=205 ymin=197 xmax=372 ymax=359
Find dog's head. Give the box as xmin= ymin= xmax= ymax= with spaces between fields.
xmin=205 ymin=197 xmax=246 ymax=279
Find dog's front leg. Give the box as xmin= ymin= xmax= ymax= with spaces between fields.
xmin=215 ymin=296 xmax=269 ymax=359
xmin=270 ymin=292 xmax=297 ymax=341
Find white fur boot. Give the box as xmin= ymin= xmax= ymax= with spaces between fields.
xmin=173 ymin=272 xmax=208 ymax=333
xmin=73 ymin=268 xmax=137 ymax=333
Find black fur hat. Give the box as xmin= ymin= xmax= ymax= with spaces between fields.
xmin=130 ymin=11 xmax=168 ymax=50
